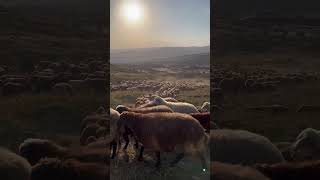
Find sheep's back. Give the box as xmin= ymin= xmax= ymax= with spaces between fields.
xmin=211 ymin=130 xmax=284 ymax=165
xmin=165 ymin=102 xmax=199 ymax=114
xmin=129 ymin=113 xmax=206 ymax=152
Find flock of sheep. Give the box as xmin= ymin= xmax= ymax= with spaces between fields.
xmin=0 ymin=60 xmax=107 ymax=96
xmin=211 ymin=127 xmax=320 ymax=179
xmin=0 ymin=106 xmax=109 ymax=180
xmin=212 ymin=65 xmax=319 ymax=96
xmin=111 ymin=80 xmax=207 ymax=98
xmin=2 ymin=60 xmax=320 ymax=179
xmin=211 ymin=64 xmax=320 ymax=179
xmin=110 ymin=96 xmax=211 ymax=175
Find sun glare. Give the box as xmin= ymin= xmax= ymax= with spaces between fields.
xmin=121 ymin=2 xmax=144 ymax=24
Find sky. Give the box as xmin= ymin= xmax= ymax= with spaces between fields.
xmin=111 ymin=0 xmax=210 ymax=50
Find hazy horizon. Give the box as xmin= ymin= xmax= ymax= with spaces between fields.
xmin=110 ymin=45 xmax=210 ymax=51
xmin=111 ymin=0 xmax=210 ymax=49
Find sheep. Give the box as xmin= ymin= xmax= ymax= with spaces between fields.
xmin=115 ymin=105 xmax=174 ymax=114
xmin=151 ymin=96 xmax=199 ymax=114
xmin=200 ymin=102 xmax=210 ymax=112
xmin=189 ymin=112 xmax=210 ymax=131
xmin=80 ymin=113 xmax=107 ymax=134
xmin=19 ymin=138 xmax=107 ymax=165
xmin=110 ymin=108 xmax=120 ymax=138
xmin=86 ymin=138 xmax=108 ymax=149
xmin=0 ymin=148 xmax=31 ymax=180
xmin=80 ymin=124 xmax=100 ymax=145
xmin=117 ymin=112 xmax=209 ymax=169
xmin=291 ymin=128 xmax=320 ymax=161
xmin=52 ymin=82 xmax=73 ymax=96
xmin=210 ymin=129 xmax=284 ymax=165
xmin=211 ymin=161 xmax=270 ymax=180
xmin=255 ymin=160 xmax=320 ymax=180
xmin=114 ymin=105 xmax=174 ymax=152
xmin=96 ymin=127 xmax=107 ymax=138
xmin=110 ymin=108 xmax=120 ymax=159
xmin=138 ymin=97 xmax=179 ymax=108
xmin=31 ymin=158 xmax=108 ymax=180
xmin=163 ymin=97 xmax=179 ymax=102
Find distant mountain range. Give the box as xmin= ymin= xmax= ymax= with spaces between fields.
xmin=111 ymin=46 xmax=209 ymax=64
xmin=151 ymin=53 xmax=210 ymax=66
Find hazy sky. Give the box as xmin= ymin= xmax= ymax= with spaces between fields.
xmin=111 ymin=0 xmax=210 ymax=49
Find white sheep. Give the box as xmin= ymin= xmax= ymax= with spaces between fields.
xmin=201 ymin=102 xmax=210 ymax=112
xmin=152 ymin=96 xmax=199 ymax=114
xmin=291 ymin=128 xmax=320 ymax=161
xmin=110 ymin=108 xmax=120 ymax=139
xmin=211 ymin=129 xmax=284 ymax=165
xmin=0 ymin=148 xmax=31 ymax=180
xmin=110 ymin=108 xmax=120 ymax=159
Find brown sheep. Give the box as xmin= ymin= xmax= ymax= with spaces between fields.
xmin=31 ymin=158 xmax=108 ymax=180
xmin=19 ymin=139 xmax=107 ymax=166
xmin=115 ymin=105 xmax=174 ymax=152
xmin=115 ymin=105 xmax=173 ymax=114
xmin=255 ymin=160 xmax=320 ymax=180
xmin=117 ymin=112 xmax=209 ymax=169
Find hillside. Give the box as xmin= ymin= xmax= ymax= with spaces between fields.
xmin=0 ymin=1 xmax=108 ymax=66
xmin=149 ymin=53 xmax=210 ymax=66
xmin=213 ymin=0 xmax=320 ymax=55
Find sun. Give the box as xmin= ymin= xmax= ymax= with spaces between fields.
xmin=121 ymin=2 xmax=144 ymax=24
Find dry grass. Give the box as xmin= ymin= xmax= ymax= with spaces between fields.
xmin=111 ymin=142 xmax=209 ymax=180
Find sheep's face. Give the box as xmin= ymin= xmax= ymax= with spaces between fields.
xmin=116 ymin=105 xmax=128 ymax=114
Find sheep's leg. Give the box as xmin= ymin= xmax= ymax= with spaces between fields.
xmin=110 ymin=141 xmax=117 ymax=159
xmin=118 ymin=139 xmax=122 ymax=147
xmin=155 ymin=151 xmax=161 ymax=168
xmin=138 ymin=145 xmax=144 ymax=161
xmin=134 ymin=137 xmax=139 ymax=149
xmin=197 ymin=152 xmax=208 ymax=171
xmin=123 ymin=133 xmax=130 ymax=150
xmin=170 ymin=153 xmax=184 ymax=166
